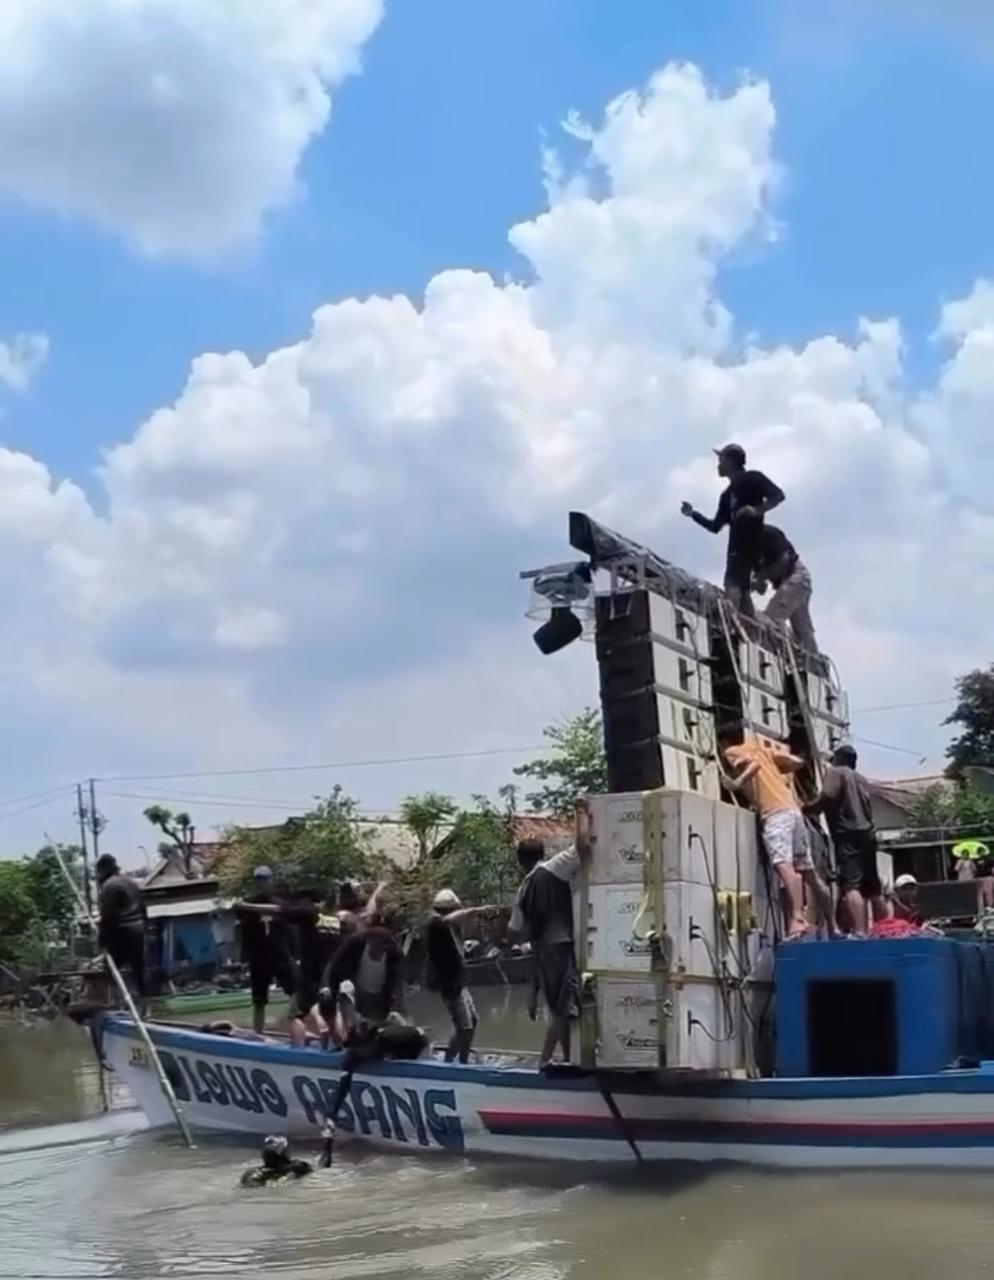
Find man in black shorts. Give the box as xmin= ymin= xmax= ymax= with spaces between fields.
xmin=510 ymin=839 xmax=590 ymax=1068
xmin=681 ymin=443 xmax=785 ymax=618
xmin=806 ymin=745 xmax=885 ymax=935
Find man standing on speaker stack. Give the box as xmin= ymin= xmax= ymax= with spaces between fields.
xmin=681 ymin=443 xmax=785 ymax=619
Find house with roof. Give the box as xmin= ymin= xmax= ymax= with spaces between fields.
xmin=140 ymin=842 xmax=236 ymax=985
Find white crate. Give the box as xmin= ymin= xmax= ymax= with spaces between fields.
xmin=661 ymin=980 xmax=736 ymax=1073
xmin=595 ymin=977 xmax=660 ymax=1069
xmin=711 ymin=795 xmax=742 ymax=888
xmin=584 ymin=884 xmax=653 ymax=973
xmin=584 ymin=792 xmax=648 ymax=886
xmin=659 ymin=878 xmax=728 ymax=981
xmin=644 ymin=789 xmax=718 ymax=888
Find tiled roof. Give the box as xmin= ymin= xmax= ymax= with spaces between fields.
xmin=509 ymin=815 xmax=574 ymax=843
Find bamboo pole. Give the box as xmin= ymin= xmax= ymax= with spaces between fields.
xmin=50 ymin=842 xmax=195 ymax=1148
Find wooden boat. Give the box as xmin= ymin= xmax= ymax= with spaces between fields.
xmin=101 ymin=1000 xmax=994 ymax=1169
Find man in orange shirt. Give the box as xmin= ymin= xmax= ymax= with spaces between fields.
xmin=724 ymin=736 xmax=837 ymax=940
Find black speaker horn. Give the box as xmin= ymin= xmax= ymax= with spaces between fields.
xmin=533 ymin=606 xmax=583 ymax=655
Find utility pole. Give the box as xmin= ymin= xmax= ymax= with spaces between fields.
xmin=88 ymin=777 xmax=103 ymax=870
xmin=75 ymin=782 xmax=93 ymax=917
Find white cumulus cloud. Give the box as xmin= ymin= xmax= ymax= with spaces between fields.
xmin=0 ymin=0 xmax=383 ymax=257
xmin=1 ymin=61 xmax=992 ymax=852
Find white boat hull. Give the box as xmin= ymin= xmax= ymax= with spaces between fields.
xmin=102 ymin=1017 xmax=994 ymax=1169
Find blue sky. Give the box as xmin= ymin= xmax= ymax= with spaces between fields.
xmin=0 ymin=0 xmax=991 ymax=852
xmin=5 ymin=0 xmax=992 ymax=486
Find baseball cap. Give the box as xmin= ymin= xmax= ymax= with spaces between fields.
xmin=253 ymin=865 xmax=273 ymax=879
xmin=433 ymin=889 xmax=462 ymax=911
xmin=894 ymin=874 xmax=917 ymax=889
xmin=714 ymin=443 xmax=746 ymax=465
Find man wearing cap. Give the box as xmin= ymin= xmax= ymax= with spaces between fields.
xmin=892 ymin=874 xmax=921 ymax=924
xmin=681 ymin=444 xmax=785 ymax=618
xmin=425 ymin=890 xmax=497 ymax=1063
xmin=234 ymin=867 xmax=298 ymax=1034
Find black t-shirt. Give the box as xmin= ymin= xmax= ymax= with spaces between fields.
xmin=283 ymin=904 xmax=341 ymax=984
xmin=821 ymin=766 xmax=875 ymax=836
xmin=757 ymin=525 xmax=798 ymax=587
xmin=98 ymin=874 xmax=145 ymax=936
xmin=425 ymin=914 xmax=465 ymax=994
xmin=237 ymin=892 xmax=296 ymax=962
xmin=702 ymin=470 xmax=784 ymax=567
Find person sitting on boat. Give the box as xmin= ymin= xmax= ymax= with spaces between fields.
xmin=804 ymin=745 xmax=885 ymax=936
xmin=510 ymin=838 xmax=591 ymax=1068
xmin=240 ymin=1135 xmax=313 ymax=1187
xmin=234 ymin=865 xmax=298 ymax=1034
xmin=752 ymin=524 xmax=818 ymax=654
xmin=318 ymin=925 xmax=404 ymax=1046
xmin=724 ymin=737 xmax=839 ymax=941
xmin=891 ymin=874 xmax=921 ymax=924
xmin=681 ymin=443 xmax=785 ymax=620
xmin=96 ymin=854 xmax=148 ymax=1005
xmin=425 ymin=889 xmax=497 ymax=1063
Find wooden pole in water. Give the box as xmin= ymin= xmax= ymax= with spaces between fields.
xmin=50 ymin=841 xmax=195 ymax=1149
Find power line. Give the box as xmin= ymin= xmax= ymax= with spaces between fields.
xmin=0 ymin=783 xmax=75 ymax=812
xmin=94 ymin=744 xmax=550 ymax=785
xmin=0 ymin=788 xmax=76 ymax=821
xmin=101 ymin=790 xmax=319 ymax=814
xmin=854 ymin=697 xmax=954 ymax=715
xmin=850 ymin=734 xmax=928 ymax=760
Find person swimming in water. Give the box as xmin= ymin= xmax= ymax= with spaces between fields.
xmin=240 ymin=1135 xmax=314 ymax=1187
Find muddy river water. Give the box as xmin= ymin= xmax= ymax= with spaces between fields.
xmin=2 ymin=988 xmax=993 ymax=1279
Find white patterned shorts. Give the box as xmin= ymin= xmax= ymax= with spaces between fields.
xmin=762 ymin=809 xmax=814 ymax=871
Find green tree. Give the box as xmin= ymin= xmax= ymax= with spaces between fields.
xmin=26 ymin=845 xmax=83 ymax=941
xmin=513 ymin=707 xmax=608 ymax=817
xmin=0 ymin=862 xmax=41 ymax=969
xmin=144 ymin=805 xmax=197 ymax=877
xmin=945 ymin=666 xmax=994 ymax=778
xmin=218 ymin=786 xmax=372 ymax=897
xmin=908 ymin=783 xmax=994 ymax=835
xmin=389 ymin=788 xmax=519 ymax=924
xmin=399 ymin=791 xmax=457 ymax=863
xmin=440 ymin=790 xmax=520 ymax=907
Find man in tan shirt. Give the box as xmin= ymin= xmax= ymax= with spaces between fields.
xmin=725 ymin=736 xmax=837 ymax=940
